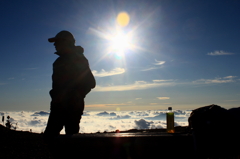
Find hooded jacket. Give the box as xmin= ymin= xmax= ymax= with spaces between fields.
xmin=50 ymin=46 xmax=95 ymax=102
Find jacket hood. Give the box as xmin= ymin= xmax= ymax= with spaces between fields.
xmin=55 ymin=46 xmax=84 ymax=56
xmin=75 ymin=46 xmax=84 ymax=55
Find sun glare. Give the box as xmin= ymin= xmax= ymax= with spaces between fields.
xmin=109 ymin=32 xmax=131 ymax=53
xmin=88 ymin=11 xmax=140 ymax=60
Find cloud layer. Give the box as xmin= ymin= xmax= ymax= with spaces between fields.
xmin=0 ymin=110 xmax=191 ymax=134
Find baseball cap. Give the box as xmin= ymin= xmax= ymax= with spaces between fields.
xmin=48 ymin=30 xmax=75 ymax=43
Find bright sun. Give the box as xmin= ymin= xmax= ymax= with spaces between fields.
xmin=109 ymin=32 xmax=131 ymax=54
xmin=89 ymin=11 xmax=137 ymax=58
xmin=106 ymin=11 xmax=133 ymax=56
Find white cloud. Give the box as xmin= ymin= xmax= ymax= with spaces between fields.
xmin=207 ymin=50 xmax=234 ymax=56
xmin=93 ymin=79 xmax=175 ymax=92
xmin=110 ymin=115 xmax=131 ymax=120
xmin=28 ymin=119 xmax=42 ymax=126
xmin=146 ymin=112 xmax=166 ymax=120
xmin=92 ymin=68 xmax=125 ymax=77
xmin=134 ymin=119 xmax=153 ymax=129
xmin=129 ymin=111 xmax=149 ymax=116
xmin=193 ymin=76 xmax=237 ymax=84
xmin=154 ymin=59 xmax=165 ymax=65
xmin=157 ymin=97 xmax=170 ymax=100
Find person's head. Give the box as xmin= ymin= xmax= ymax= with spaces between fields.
xmin=48 ymin=31 xmax=75 ymax=53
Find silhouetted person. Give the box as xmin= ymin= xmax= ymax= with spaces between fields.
xmin=44 ymin=31 xmax=96 ymax=138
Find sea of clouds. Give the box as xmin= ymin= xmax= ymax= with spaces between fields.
xmin=0 ymin=110 xmax=191 ymax=134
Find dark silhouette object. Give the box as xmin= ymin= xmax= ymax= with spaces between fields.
xmin=14 ymin=123 xmax=17 ymax=130
xmin=2 ymin=115 xmax=4 ymax=124
xmin=188 ymin=104 xmax=239 ymax=158
xmin=5 ymin=116 xmax=11 ymax=129
xmin=44 ymin=31 xmax=96 ymax=139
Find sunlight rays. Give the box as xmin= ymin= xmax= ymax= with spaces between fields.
xmin=87 ymin=9 xmax=159 ymax=71
xmin=87 ymin=12 xmax=138 ymax=63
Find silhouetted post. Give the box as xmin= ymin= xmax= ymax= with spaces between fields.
xmin=2 ymin=116 xmax=4 ymax=125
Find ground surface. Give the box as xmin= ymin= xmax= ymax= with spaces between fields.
xmin=0 ymin=124 xmax=190 ymax=159
xmin=1 ymin=124 xmax=239 ymax=159
xmin=0 ymin=124 xmax=53 ymax=159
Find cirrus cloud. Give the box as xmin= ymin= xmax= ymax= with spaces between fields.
xmin=92 ymin=68 xmax=125 ymax=77
xmin=154 ymin=59 xmax=165 ymax=65
xmin=207 ymin=50 xmax=234 ymax=56
xmin=193 ymin=76 xmax=237 ymax=84
xmin=93 ymin=79 xmax=175 ymax=92
xmin=157 ymin=97 xmax=170 ymax=100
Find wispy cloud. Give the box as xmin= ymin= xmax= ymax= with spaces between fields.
xmin=157 ymin=97 xmax=170 ymax=100
xmin=154 ymin=59 xmax=165 ymax=65
xmin=207 ymin=50 xmax=234 ymax=56
xmin=153 ymin=80 xmax=173 ymax=82
xmin=141 ymin=59 xmax=165 ymax=71
xmin=0 ymin=83 xmax=6 ymax=85
xmin=93 ymin=79 xmax=175 ymax=92
xmin=193 ymin=76 xmax=237 ymax=84
xmin=135 ymin=98 xmax=142 ymax=100
xmin=224 ymin=100 xmax=238 ymax=102
xmin=8 ymin=78 xmax=14 ymax=80
xmin=86 ymin=103 xmax=129 ymax=108
xmin=141 ymin=67 xmax=158 ymax=71
xmin=224 ymin=76 xmax=237 ymax=79
xmin=92 ymin=68 xmax=125 ymax=77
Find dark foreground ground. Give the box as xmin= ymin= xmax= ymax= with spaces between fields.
xmin=0 ymin=124 xmax=239 ymax=159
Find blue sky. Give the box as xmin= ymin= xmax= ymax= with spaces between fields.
xmin=0 ymin=0 xmax=240 ymax=111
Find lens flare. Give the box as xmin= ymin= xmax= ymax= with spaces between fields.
xmin=117 ymin=12 xmax=130 ymax=27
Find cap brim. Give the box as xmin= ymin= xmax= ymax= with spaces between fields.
xmin=48 ymin=37 xmax=56 ymax=43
